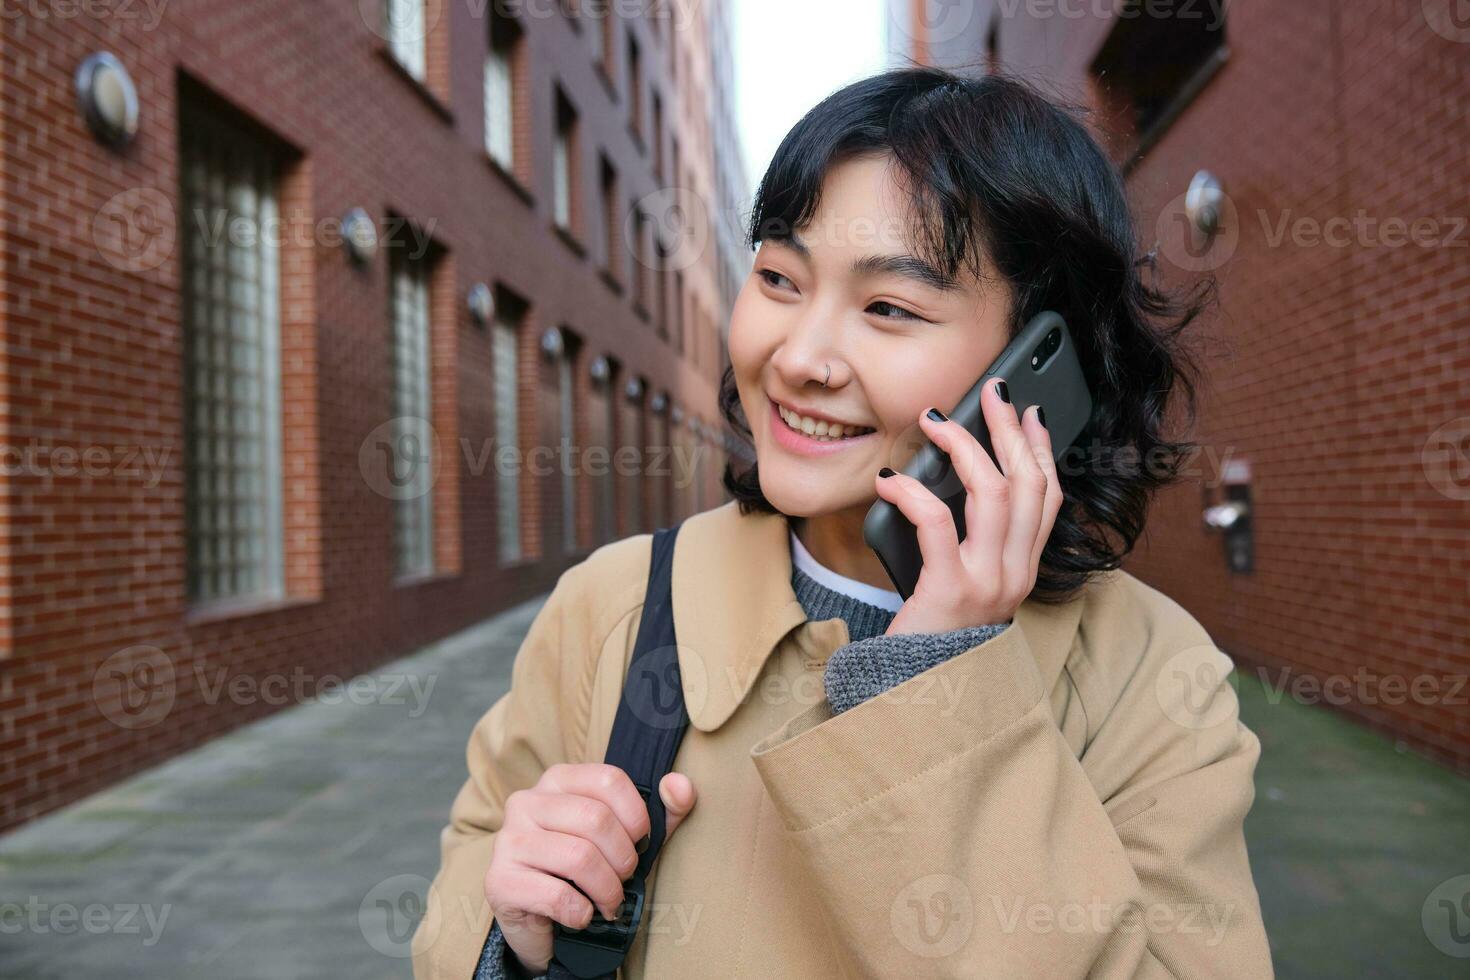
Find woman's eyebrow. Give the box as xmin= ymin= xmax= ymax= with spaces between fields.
xmin=776 ymin=232 xmax=960 ymax=293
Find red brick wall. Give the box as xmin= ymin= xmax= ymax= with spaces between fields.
xmin=0 ymin=1 xmax=739 ymax=831
xmin=915 ymin=0 xmax=1470 ymax=773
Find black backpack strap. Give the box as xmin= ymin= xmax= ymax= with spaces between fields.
xmin=547 ymin=523 xmax=689 ymax=980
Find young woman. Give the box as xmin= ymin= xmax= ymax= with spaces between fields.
xmin=414 ymin=67 xmax=1273 ymax=979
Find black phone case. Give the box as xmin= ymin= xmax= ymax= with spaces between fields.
xmin=861 ymin=310 xmax=1093 ymax=599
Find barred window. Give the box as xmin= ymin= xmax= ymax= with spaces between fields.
xmin=559 ymin=352 xmax=576 ymax=552
xmin=390 ymin=252 xmax=434 ymax=578
xmin=553 ymin=90 xmax=577 ymax=231
xmin=181 ymin=106 xmax=285 ymax=605
xmin=493 ymin=318 xmax=521 ymax=563
xmin=485 ymin=10 xmax=521 ymax=170
xmin=385 ymin=0 xmax=427 ymax=81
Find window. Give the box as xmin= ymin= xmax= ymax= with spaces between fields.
xmin=621 ymin=382 xmax=644 ymax=532
xmin=587 ymin=0 xmax=605 ymax=66
xmin=652 ymin=91 xmax=664 ymax=179
xmin=385 ymin=0 xmax=427 ymax=81
xmin=632 ymin=210 xmax=649 ymax=312
xmin=627 ymin=33 xmax=643 ymax=141
xmin=594 ymin=362 xmax=617 ymax=544
xmin=600 ymin=155 xmax=619 ymax=278
xmin=181 ymin=101 xmax=285 ymax=605
xmin=655 ymin=243 xmax=669 ymax=339
xmin=559 ymin=348 xmax=577 ymax=552
xmin=1090 ymin=0 xmax=1228 ymax=160
xmin=673 ymin=269 xmax=684 ymax=355
xmin=493 ymin=305 xmax=522 ymax=563
xmin=554 ymin=87 xmax=578 ymax=232
xmin=485 ymin=9 xmax=523 ymax=171
xmin=389 ymin=248 xmax=434 ymax=579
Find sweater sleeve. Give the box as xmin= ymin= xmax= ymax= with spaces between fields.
xmin=473 ymin=921 xmax=545 ymax=980
xmin=822 ymin=621 xmax=1012 ymax=714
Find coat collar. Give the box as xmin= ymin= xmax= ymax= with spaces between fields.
xmin=670 ymin=501 xmax=1087 ymax=733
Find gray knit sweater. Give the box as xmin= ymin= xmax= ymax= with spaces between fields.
xmin=473 ymin=561 xmax=1010 ymax=979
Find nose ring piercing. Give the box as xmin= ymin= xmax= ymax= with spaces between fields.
xmin=821 ymin=363 xmax=831 ymax=387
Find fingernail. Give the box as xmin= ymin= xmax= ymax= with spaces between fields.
xmin=926 ymin=407 xmax=947 ymax=422
xmin=635 ymin=833 xmax=650 ymax=853
xmin=1035 ymin=405 xmax=1047 ymax=428
xmin=878 ymin=467 xmax=895 ymax=478
xmin=994 ymin=380 xmax=1010 ymax=403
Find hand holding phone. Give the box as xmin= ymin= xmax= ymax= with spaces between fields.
xmin=862 ymin=311 xmax=1092 ymax=601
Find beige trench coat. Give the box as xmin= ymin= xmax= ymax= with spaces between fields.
xmin=413 ymin=500 xmax=1274 ymax=979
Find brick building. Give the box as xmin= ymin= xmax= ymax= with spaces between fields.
xmin=0 ymin=0 xmax=751 ymax=832
xmin=890 ymin=0 xmax=1470 ymax=773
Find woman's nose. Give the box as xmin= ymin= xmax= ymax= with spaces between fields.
xmin=770 ymin=311 xmax=842 ymax=389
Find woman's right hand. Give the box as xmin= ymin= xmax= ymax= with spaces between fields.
xmin=485 ymin=763 xmax=698 ymax=975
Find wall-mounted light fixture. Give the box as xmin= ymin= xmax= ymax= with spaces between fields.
xmin=342 ymin=208 xmax=378 ymax=264
xmin=669 ymin=405 xmax=684 ymax=424
xmin=624 ymin=377 xmax=643 ymax=401
xmin=539 ymin=326 xmax=564 ymax=360
xmin=466 ymin=282 xmax=494 ymax=327
xmin=1185 ymin=170 xmax=1225 ymax=237
xmin=650 ymin=392 xmax=668 ymax=414
xmin=589 ymin=355 xmax=610 ymax=384
xmin=75 ymin=52 xmax=139 ymax=147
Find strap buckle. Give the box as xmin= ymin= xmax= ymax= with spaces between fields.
xmin=550 ymin=876 xmax=645 ymax=979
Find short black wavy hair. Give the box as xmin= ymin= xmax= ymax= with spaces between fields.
xmin=719 ymin=65 xmax=1216 ymax=604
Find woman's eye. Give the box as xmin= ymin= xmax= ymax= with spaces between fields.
xmin=757 ymin=269 xmax=792 ymax=290
xmin=867 ymin=300 xmax=921 ymax=321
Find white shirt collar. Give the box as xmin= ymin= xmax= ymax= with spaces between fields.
xmin=788 ymin=528 xmax=905 ymax=614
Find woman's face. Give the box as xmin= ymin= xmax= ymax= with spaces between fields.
xmin=728 ymin=153 xmax=1014 ymax=519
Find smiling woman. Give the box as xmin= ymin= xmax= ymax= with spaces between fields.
xmin=723 ymin=68 xmax=1215 ymax=606
xmin=418 ymin=66 xmax=1273 ymax=980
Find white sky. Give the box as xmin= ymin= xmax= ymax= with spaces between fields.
xmin=732 ymin=0 xmax=890 ymax=204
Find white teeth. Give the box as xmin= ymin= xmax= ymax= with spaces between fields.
xmin=777 ymin=404 xmax=873 ymax=440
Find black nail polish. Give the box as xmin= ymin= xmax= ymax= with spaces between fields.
xmin=926 ymin=408 xmax=947 ymax=422
xmin=1035 ymin=405 xmax=1047 ymax=429
xmin=878 ymin=467 xmax=895 ymax=478
xmin=995 ymin=380 xmax=1010 ymax=403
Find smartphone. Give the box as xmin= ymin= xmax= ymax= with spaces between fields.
xmin=861 ymin=310 xmax=1093 ymax=599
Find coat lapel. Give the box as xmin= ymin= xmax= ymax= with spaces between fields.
xmin=670 ymin=501 xmax=1088 ymax=733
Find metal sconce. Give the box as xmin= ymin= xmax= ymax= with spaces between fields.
xmin=669 ymin=405 xmax=684 ymax=424
xmin=539 ymin=326 xmax=565 ymax=360
xmin=466 ymin=283 xmax=494 ymax=327
xmin=589 ymin=355 xmax=610 ymax=384
xmin=75 ymin=52 xmax=139 ymax=147
xmin=687 ymin=416 xmax=700 ymax=433
xmin=342 ymin=208 xmax=378 ymax=265
xmin=1185 ymin=170 xmax=1225 ymax=237
xmin=650 ymin=392 xmax=668 ymax=414
xmin=623 ymin=377 xmax=643 ymax=401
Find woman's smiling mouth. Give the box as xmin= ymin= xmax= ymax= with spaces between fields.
xmin=767 ymin=397 xmax=877 ymax=456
